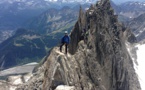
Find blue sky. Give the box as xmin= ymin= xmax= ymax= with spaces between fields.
xmin=112 ymin=0 xmax=145 ymax=4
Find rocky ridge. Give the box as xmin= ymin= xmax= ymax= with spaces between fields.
xmin=16 ymin=0 xmax=140 ymax=90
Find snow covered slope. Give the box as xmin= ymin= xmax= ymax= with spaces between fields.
xmin=136 ymin=44 xmax=145 ymax=90
xmin=127 ymin=42 xmax=145 ymax=90
xmin=0 ymin=62 xmax=38 ymax=76
xmin=0 ymin=0 xmax=96 ymax=4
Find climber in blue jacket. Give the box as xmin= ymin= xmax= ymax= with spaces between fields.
xmin=60 ymin=31 xmax=70 ymax=54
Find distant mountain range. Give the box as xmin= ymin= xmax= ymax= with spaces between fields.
xmin=0 ymin=0 xmax=91 ymax=30
xmin=24 ymin=6 xmax=83 ymax=34
xmin=0 ymin=28 xmax=56 ymax=69
xmin=111 ymin=1 xmax=145 ymax=22
xmin=0 ymin=0 xmax=90 ymax=43
xmin=0 ymin=0 xmax=145 ymax=31
xmin=110 ymin=1 xmax=145 ymax=42
xmin=0 ymin=0 xmax=95 ymax=12
xmin=119 ymin=1 xmax=145 ymax=18
xmin=128 ymin=13 xmax=145 ymax=42
xmin=1 ymin=0 xmax=145 ymax=70
xmin=0 ymin=6 xmax=82 ymax=69
xmin=0 ymin=0 xmax=96 ymax=4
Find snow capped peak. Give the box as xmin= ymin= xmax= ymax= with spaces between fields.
xmin=0 ymin=0 xmax=96 ymax=4
xmin=0 ymin=0 xmax=97 ymax=11
xmin=126 ymin=1 xmax=145 ymax=7
xmin=49 ymin=0 xmax=54 ymax=1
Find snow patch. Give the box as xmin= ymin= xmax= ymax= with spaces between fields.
xmin=55 ymin=85 xmax=75 ymax=90
xmin=12 ymin=77 xmax=23 ymax=85
xmin=25 ymin=62 xmax=38 ymax=65
xmin=23 ymin=73 xmax=33 ymax=82
xmin=26 ymin=1 xmax=33 ymax=5
xmin=9 ymin=86 xmax=17 ymax=90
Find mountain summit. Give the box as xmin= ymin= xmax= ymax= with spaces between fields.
xmin=12 ymin=0 xmax=140 ymax=90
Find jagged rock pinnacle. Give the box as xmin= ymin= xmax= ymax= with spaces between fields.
xmin=16 ymin=0 xmax=140 ymax=90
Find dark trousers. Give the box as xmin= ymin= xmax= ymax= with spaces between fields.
xmin=60 ymin=43 xmax=68 ymax=54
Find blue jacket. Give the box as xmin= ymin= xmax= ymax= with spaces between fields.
xmin=61 ymin=35 xmax=70 ymax=44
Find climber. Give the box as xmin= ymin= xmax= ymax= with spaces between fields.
xmin=60 ymin=31 xmax=70 ymax=54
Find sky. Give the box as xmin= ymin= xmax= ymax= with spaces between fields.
xmin=112 ymin=0 xmax=145 ymax=4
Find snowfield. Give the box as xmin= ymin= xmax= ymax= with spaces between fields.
xmin=0 ymin=62 xmax=38 ymax=76
xmin=127 ymin=42 xmax=145 ymax=90
xmin=136 ymin=44 xmax=145 ymax=90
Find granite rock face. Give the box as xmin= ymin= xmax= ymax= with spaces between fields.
xmin=16 ymin=0 xmax=140 ymax=90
